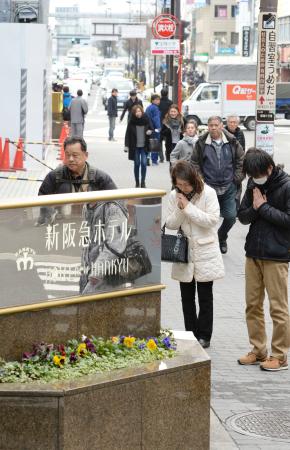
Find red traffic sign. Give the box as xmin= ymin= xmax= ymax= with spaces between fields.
xmin=152 ymin=15 xmax=177 ymax=39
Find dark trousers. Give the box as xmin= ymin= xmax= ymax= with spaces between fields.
xmin=165 ymin=142 xmax=177 ymax=162
xmin=179 ymin=278 xmax=213 ymax=341
xmin=217 ymin=182 xmax=237 ymax=242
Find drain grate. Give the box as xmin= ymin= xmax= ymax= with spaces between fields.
xmin=226 ymin=410 xmax=290 ymax=442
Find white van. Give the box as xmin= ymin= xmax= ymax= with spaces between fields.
xmin=182 ymin=82 xmax=256 ymax=131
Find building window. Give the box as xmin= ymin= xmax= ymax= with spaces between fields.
xmin=231 ymin=5 xmax=238 ymax=17
xmin=231 ymin=32 xmax=239 ymax=45
xmin=214 ymin=5 xmax=227 ymax=18
xmin=214 ymin=31 xmax=227 ymax=46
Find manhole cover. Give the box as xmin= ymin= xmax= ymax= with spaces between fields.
xmin=226 ymin=410 xmax=290 ymax=442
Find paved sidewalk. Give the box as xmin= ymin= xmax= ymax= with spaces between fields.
xmin=1 ymin=88 xmax=289 ymax=448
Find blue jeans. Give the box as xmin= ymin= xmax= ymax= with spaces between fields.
xmin=108 ymin=116 xmax=116 ymax=139
xmin=134 ymin=147 xmax=147 ymax=183
xmin=217 ymin=182 xmax=237 ymax=242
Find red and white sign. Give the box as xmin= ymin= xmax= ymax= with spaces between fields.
xmin=152 ymin=15 xmax=176 ymax=39
xmin=151 ymin=39 xmax=180 ymax=55
xmin=226 ymin=84 xmax=256 ymax=101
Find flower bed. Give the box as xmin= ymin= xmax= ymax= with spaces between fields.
xmin=0 ymin=331 xmax=177 ymax=383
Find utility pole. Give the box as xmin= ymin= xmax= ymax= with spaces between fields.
xmin=172 ymin=0 xmax=180 ymax=105
xmin=153 ymin=0 xmax=157 ymax=90
xmin=255 ymin=0 xmax=278 ymax=155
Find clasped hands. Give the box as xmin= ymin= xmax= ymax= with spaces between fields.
xmin=177 ymin=193 xmax=189 ymax=210
xmin=253 ymin=187 xmax=267 ymax=210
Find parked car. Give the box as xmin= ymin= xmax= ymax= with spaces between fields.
xmin=102 ymin=78 xmax=134 ymax=110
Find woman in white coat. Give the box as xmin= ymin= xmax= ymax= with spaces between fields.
xmin=165 ymin=161 xmax=224 ymax=348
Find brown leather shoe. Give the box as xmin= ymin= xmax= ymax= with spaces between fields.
xmin=238 ymin=351 xmax=267 ymax=365
xmin=260 ymin=357 xmax=288 ymax=371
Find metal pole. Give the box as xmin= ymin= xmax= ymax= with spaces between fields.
xmin=260 ymin=0 xmax=278 ymax=12
xmin=153 ymin=0 xmax=157 ymax=90
xmin=172 ymin=0 xmax=180 ymax=105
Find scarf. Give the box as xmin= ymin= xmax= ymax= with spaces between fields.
xmin=175 ymin=186 xmax=195 ymax=201
xmin=183 ymin=135 xmax=197 ymax=145
xmin=168 ymin=118 xmax=181 ymax=130
xmin=130 ymin=114 xmax=148 ymax=126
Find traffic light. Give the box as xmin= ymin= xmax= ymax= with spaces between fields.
xmin=180 ymin=20 xmax=191 ymax=43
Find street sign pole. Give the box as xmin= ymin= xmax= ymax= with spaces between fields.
xmin=255 ymin=0 xmax=278 ymax=155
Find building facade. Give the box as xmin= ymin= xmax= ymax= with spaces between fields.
xmin=192 ymin=0 xmax=238 ymax=70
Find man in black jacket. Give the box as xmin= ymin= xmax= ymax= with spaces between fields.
xmin=159 ymin=88 xmax=173 ymax=122
xmin=107 ymin=88 xmax=118 ymax=141
xmin=191 ymin=116 xmax=245 ymax=254
xmin=36 ymin=136 xmax=116 ymax=225
xmin=224 ymin=115 xmax=246 ymax=151
xmin=120 ymin=90 xmax=143 ymax=123
xmin=238 ymin=148 xmax=290 ymax=371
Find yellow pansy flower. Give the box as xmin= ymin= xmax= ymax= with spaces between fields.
xmin=123 ymin=336 xmax=136 ymax=348
xmin=77 ymin=343 xmax=87 ymax=355
xmin=53 ymin=355 xmax=65 ymax=367
xmin=111 ymin=336 xmax=119 ymax=344
xmin=146 ymin=339 xmax=157 ymax=351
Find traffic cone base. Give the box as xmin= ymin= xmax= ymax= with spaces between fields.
xmin=12 ymin=139 xmax=26 ymax=171
xmin=0 ymin=139 xmax=14 ymax=172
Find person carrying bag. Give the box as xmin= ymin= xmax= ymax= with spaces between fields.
xmin=164 ymin=160 xmax=224 ymax=349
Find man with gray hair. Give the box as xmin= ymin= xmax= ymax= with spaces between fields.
xmin=191 ymin=116 xmax=245 ymax=254
xmin=225 ymin=115 xmax=246 ymax=151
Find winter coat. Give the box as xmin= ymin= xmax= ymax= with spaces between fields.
xmin=145 ymin=103 xmax=161 ymax=139
xmin=120 ymin=98 xmax=143 ymax=121
xmin=107 ymin=95 xmax=118 ymax=117
xmin=159 ymin=97 xmax=173 ymax=121
xmin=238 ymin=167 xmax=290 ymax=261
xmin=124 ymin=114 xmax=153 ymax=160
xmin=80 ymin=201 xmax=127 ymax=294
xmin=224 ymin=126 xmax=246 ymax=151
xmin=69 ymin=96 xmax=88 ymax=124
xmin=170 ymin=135 xmax=198 ymax=164
xmin=160 ymin=122 xmax=183 ymax=153
xmin=63 ymin=92 xmax=73 ymax=109
xmin=38 ymin=163 xmax=116 ymax=195
xmin=191 ymin=129 xmax=245 ymax=187
xmin=165 ymin=185 xmax=225 ymax=282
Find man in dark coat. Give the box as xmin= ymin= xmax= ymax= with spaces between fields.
xmin=36 ymin=136 xmax=116 ymax=225
xmin=120 ymin=90 xmax=143 ymax=123
xmin=107 ymin=88 xmax=118 ymax=141
xmin=191 ymin=115 xmax=244 ymax=254
xmin=159 ymin=88 xmax=173 ymax=122
xmin=237 ymin=148 xmax=290 ymax=371
xmin=224 ymin=115 xmax=246 ymax=151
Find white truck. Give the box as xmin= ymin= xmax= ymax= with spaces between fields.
xmin=182 ymin=59 xmax=290 ymax=131
xmin=182 ymin=81 xmax=257 ymax=131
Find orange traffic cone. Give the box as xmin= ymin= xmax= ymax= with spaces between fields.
xmin=0 ymin=137 xmax=2 ymax=161
xmin=12 ymin=138 xmax=26 ymax=171
xmin=0 ymin=139 xmax=14 ymax=171
xmin=59 ymin=125 xmax=66 ymax=144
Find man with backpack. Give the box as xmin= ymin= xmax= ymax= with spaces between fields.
xmin=35 ymin=136 xmax=116 ymax=226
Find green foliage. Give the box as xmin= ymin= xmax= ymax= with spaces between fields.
xmin=0 ymin=330 xmax=177 ymax=384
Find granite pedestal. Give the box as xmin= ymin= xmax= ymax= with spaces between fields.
xmin=0 ymin=339 xmax=210 ymax=450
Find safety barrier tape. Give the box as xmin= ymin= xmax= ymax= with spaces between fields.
xmin=9 ymin=141 xmax=54 ymax=171
xmin=9 ymin=139 xmax=61 ymax=146
xmin=0 ymin=175 xmax=44 ymax=182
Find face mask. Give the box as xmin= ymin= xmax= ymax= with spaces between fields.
xmin=253 ymin=176 xmax=268 ymax=185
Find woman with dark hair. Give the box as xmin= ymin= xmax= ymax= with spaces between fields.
xmin=161 ymin=104 xmax=184 ymax=162
xmin=165 ymin=160 xmax=224 ymax=348
xmin=125 ymin=105 xmax=153 ymax=188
